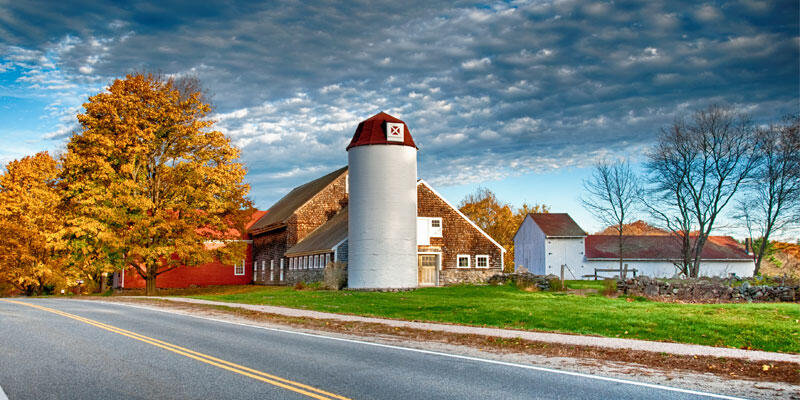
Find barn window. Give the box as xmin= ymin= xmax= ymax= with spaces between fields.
xmin=325 ymin=253 xmax=330 ymax=267
xmin=430 ymin=218 xmax=443 ymax=237
xmin=457 ymin=254 xmax=470 ymax=268
xmin=314 ymin=254 xmax=320 ymax=268
xmin=234 ymin=260 xmax=245 ymax=276
xmin=476 ymin=255 xmax=489 ymax=268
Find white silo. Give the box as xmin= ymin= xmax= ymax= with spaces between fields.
xmin=347 ymin=112 xmax=418 ymax=289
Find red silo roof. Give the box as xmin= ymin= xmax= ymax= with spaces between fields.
xmin=346 ymin=111 xmax=418 ymax=150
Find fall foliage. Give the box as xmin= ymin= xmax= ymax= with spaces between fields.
xmin=458 ymin=187 xmax=548 ymax=271
xmin=596 ymin=220 xmax=668 ymax=235
xmin=0 ymin=152 xmax=67 ymax=295
xmin=60 ymin=73 xmax=251 ymax=294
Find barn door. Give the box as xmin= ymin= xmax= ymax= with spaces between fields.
xmin=418 ymin=254 xmax=437 ymax=286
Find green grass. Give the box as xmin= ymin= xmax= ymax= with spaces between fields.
xmin=187 ymin=284 xmax=800 ymax=353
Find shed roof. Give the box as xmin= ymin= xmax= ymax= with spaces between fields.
xmin=529 ymin=213 xmax=586 ymax=237
xmin=248 ymin=167 xmax=347 ymax=233
xmin=346 ymin=111 xmax=418 ymax=150
xmin=285 ymin=207 xmax=348 ymax=257
xmin=585 ymin=235 xmax=752 ymax=261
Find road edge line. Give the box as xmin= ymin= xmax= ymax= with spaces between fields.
xmin=0 ymin=383 xmax=9 ymax=400
xmin=83 ymin=299 xmax=748 ymax=400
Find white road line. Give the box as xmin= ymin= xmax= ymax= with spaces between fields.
xmin=77 ymin=299 xmax=749 ymax=400
xmin=0 ymin=383 xmax=9 ymax=400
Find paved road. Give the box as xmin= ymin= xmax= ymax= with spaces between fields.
xmin=0 ymin=298 xmax=741 ymax=400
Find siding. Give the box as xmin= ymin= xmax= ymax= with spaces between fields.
xmin=417 ymin=183 xmax=503 ymax=282
xmin=514 ymin=215 xmax=546 ymax=274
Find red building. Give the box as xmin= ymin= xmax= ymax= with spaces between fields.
xmin=116 ymin=210 xmax=267 ymax=289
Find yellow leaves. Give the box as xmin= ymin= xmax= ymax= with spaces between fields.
xmin=60 ymin=73 xmax=252 ymax=292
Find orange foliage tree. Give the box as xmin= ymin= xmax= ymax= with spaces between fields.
xmin=60 ymin=73 xmax=251 ymax=295
xmin=458 ymin=187 xmax=548 ymax=272
xmin=0 ymin=152 xmax=67 ymax=295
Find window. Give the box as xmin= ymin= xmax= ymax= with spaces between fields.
xmin=476 ymin=255 xmax=489 ymax=268
xmin=325 ymin=253 xmax=330 ymax=267
xmin=314 ymin=254 xmax=320 ymax=269
xmin=430 ymin=218 xmax=442 ymax=237
xmin=457 ymin=254 xmax=470 ymax=268
xmin=234 ymin=259 xmax=245 ymax=276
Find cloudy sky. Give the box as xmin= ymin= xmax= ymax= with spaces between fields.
xmin=1 ymin=0 xmax=797 ymax=235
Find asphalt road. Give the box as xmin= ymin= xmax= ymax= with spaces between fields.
xmin=0 ymin=298 xmax=742 ymax=400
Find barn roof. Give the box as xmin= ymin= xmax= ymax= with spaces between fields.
xmin=585 ymin=235 xmax=752 ymax=261
xmin=248 ymin=167 xmax=347 ymax=233
xmin=346 ymin=111 xmax=418 ymax=150
xmin=529 ymin=213 xmax=586 ymax=237
xmin=285 ymin=207 xmax=348 ymax=257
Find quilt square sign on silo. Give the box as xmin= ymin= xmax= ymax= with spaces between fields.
xmin=386 ymin=122 xmax=404 ymax=142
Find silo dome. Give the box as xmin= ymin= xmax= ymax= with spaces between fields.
xmin=347 ymin=112 xmax=418 ymax=289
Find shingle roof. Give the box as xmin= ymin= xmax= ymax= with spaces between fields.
xmin=346 ymin=111 xmax=418 ymax=150
xmin=585 ymin=235 xmax=753 ymax=260
xmin=248 ymin=167 xmax=347 ymax=233
xmin=530 ymin=213 xmax=586 ymax=237
xmin=285 ymin=207 xmax=348 ymax=257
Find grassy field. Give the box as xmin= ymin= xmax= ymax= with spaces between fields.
xmin=187 ymin=283 xmax=800 ymax=353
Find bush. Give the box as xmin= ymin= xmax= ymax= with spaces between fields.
xmin=294 ymin=281 xmax=306 ymax=290
xmin=602 ymin=279 xmax=617 ymax=296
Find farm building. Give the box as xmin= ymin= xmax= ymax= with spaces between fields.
xmin=250 ymin=112 xmax=505 ymax=288
xmin=514 ymin=213 xmax=755 ymax=279
xmin=114 ymin=210 xmax=266 ymax=289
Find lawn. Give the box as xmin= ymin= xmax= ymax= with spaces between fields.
xmin=188 ymin=283 xmax=800 ymax=353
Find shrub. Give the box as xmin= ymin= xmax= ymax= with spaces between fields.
xmin=294 ymin=281 xmax=306 ymax=290
xmin=602 ymin=279 xmax=617 ymax=296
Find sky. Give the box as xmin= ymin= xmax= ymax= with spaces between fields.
xmin=0 ymin=0 xmax=798 ymax=237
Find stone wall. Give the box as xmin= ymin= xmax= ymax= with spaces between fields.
xmin=440 ymin=269 xmax=498 ymax=285
xmin=285 ymin=269 xmax=324 ymax=286
xmin=487 ymin=272 xmax=560 ymax=290
xmin=617 ymin=276 xmax=799 ymax=302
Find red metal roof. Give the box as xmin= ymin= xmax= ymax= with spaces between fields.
xmin=346 ymin=111 xmax=418 ymax=150
xmin=530 ymin=213 xmax=586 ymax=237
xmin=585 ymin=235 xmax=752 ymax=260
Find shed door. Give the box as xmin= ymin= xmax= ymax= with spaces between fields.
xmin=418 ymin=254 xmax=437 ymax=286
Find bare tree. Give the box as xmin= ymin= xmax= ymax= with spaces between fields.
xmin=738 ymin=114 xmax=800 ymax=275
xmin=645 ymin=105 xmax=759 ymax=277
xmin=581 ymin=159 xmax=641 ymax=277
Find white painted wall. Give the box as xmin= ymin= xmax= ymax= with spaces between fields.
xmin=544 ymin=237 xmax=587 ymax=279
xmin=347 ymin=145 xmax=418 ymax=289
xmin=585 ymin=259 xmax=754 ymax=279
xmin=514 ymin=216 xmax=545 ymax=274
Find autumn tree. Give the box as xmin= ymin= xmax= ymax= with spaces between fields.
xmin=737 ymin=114 xmax=800 ymax=275
xmin=645 ymin=105 xmax=758 ymax=277
xmin=580 ymin=159 xmax=641 ymax=277
xmin=0 ymin=152 xmax=65 ymax=295
xmin=458 ymin=187 xmax=548 ymax=272
xmin=60 ymin=73 xmax=251 ymax=295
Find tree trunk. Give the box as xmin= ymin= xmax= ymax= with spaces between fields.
xmin=618 ymin=230 xmax=624 ymax=279
xmin=753 ymin=239 xmax=767 ymax=277
xmin=145 ymin=265 xmax=157 ymax=295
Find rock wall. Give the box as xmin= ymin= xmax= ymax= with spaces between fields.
xmin=617 ymin=276 xmax=798 ymax=302
xmin=440 ymin=269 xmax=498 ymax=285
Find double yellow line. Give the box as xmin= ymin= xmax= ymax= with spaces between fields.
xmin=1 ymin=299 xmax=350 ymax=400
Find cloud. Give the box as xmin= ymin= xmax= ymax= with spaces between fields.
xmin=0 ymin=0 xmax=796 ymax=208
